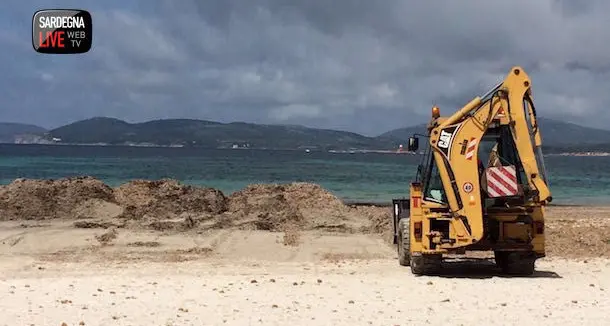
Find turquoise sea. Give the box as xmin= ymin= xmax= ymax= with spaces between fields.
xmin=1 ymin=144 xmax=609 ymax=205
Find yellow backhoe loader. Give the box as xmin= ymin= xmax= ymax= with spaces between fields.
xmin=392 ymin=66 xmax=552 ymax=276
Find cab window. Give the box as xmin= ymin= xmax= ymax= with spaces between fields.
xmin=423 ymin=156 xmax=447 ymax=204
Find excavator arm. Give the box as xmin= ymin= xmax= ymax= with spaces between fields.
xmin=421 ymin=66 xmax=552 ymax=244
xmin=511 ymin=80 xmax=551 ymax=203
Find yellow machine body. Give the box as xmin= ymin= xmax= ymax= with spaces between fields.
xmin=392 ymin=67 xmax=552 ymax=275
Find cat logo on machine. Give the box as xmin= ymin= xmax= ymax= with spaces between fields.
xmin=437 ymin=129 xmax=453 ymax=149
xmin=462 ymin=182 xmax=474 ymax=193
xmin=435 ymin=124 xmax=461 ymax=158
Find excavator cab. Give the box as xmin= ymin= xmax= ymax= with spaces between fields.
xmin=392 ymin=66 xmax=551 ymax=276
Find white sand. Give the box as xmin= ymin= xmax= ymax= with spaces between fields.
xmin=1 ymin=258 xmax=609 ymax=326
xmin=0 ymin=222 xmax=609 ymax=325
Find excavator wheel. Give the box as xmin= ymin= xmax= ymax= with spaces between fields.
xmin=397 ymin=217 xmax=441 ymax=274
xmin=397 ymin=218 xmax=410 ymax=266
xmin=410 ymin=254 xmax=442 ymax=275
xmin=494 ymin=251 xmax=536 ymax=276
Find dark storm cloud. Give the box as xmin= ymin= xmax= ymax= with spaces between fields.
xmin=0 ymin=0 xmax=609 ymax=135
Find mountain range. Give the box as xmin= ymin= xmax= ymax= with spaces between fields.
xmin=379 ymin=117 xmax=610 ymax=146
xmin=2 ymin=116 xmax=610 ymax=152
xmin=0 ymin=123 xmax=47 ymax=142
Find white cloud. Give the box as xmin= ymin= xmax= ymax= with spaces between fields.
xmin=0 ymin=0 xmax=609 ymax=134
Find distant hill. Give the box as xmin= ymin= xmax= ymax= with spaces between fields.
xmin=0 ymin=123 xmax=47 ymax=143
xmin=377 ymin=123 xmax=427 ymax=144
xmin=378 ymin=117 xmax=610 ymax=147
xmin=535 ymin=118 xmax=610 ymax=145
xmin=5 ymin=116 xmax=610 ymax=152
xmin=48 ymin=117 xmax=400 ymax=150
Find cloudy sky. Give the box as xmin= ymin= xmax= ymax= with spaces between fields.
xmin=1 ymin=0 xmax=608 ymax=136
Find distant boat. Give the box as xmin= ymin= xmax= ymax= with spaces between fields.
xmin=305 ymin=149 xmax=310 ymax=153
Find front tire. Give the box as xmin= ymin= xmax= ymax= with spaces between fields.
xmin=397 ymin=218 xmax=410 ymax=266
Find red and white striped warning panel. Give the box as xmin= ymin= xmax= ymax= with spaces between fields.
xmin=465 ymin=137 xmax=477 ymax=160
xmin=495 ymin=106 xmax=506 ymax=119
xmin=486 ymin=165 xmax=519 ymax=197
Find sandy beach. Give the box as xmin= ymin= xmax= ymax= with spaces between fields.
xmin=1 ymin=177 xmax=609 ymax=325
xmin=1 ymin=225 xmax=608 ymax=326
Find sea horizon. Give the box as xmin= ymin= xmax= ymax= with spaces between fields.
xmin=1 ymin=143 xmax=610 ymax=206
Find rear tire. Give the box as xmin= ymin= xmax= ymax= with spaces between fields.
xmin=495 ymin=251 xmax=536 ymax=276
xmin=397 ymin=218 xmax=410 ymax=266
xmin=410 ymin=254 xmax=442 ymax=275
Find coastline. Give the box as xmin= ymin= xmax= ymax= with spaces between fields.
xmin=0 ymin=176 xmax=608 ymax=325
xmin=0 ymin=176 xmax=608 ymax=258
xmin=0 ymin=176 xmax=608 ymax=262
xmin=1 ymin=175 xmax=609 ymax=227
xmin=1 ymin=176 xmax=607 ymax=209
xmin=342 ymin=200 xmax=603 ymax=208
xmin=4 ymin=142 xmax=610 ymax=157
xmin=547 ymin=152 xmax=610 ymax=157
